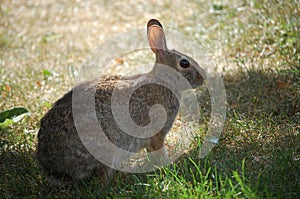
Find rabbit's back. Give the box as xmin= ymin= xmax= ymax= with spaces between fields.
xmin=37 ymin=87 xmax=101 ymax=179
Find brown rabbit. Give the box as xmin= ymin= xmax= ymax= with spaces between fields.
xmin=37 ymin=19 xmax=206 ymax=184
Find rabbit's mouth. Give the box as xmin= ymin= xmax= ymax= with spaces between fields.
xmin=192 ymin=77 xmax=204 ymax=88
xmin=192 ymin=71 xmax=206 ymax=88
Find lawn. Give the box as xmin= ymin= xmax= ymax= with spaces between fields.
xmin=0 ymin=0 xmax=299 ymax=198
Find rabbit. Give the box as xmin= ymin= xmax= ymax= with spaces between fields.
xmin=36 ymin=19 xmax=206 ymax=184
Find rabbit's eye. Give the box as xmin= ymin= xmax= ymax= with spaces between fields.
xmin=180 ymin=59 xmax=190 ymax=68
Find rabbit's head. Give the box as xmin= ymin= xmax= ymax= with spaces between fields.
xmin=147 ymin=19 xmax=206 ymax=88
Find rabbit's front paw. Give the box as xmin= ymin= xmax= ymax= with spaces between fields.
xmin=147 ymin=147 xmax=172 ymax=167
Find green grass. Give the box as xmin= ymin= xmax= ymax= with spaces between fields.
xmin=1 ymin=0 xmax=300 ymax=198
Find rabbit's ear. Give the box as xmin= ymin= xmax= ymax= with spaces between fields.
xmin=147 ymin=19 xmax=163 ymax=29
xmin=147 ymin=19 xmax=167 ymax=53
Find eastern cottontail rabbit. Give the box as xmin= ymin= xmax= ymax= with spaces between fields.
xmin=37 ymin=19 xmax=206 ymax=184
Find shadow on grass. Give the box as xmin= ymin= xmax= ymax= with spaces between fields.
xmin=205 ymin=66 xmax=300 ymax=197
xmin=0 ymin=145 xmax=118 ymax=198
xmin=0 ymin=149 xmax=43 ymax=197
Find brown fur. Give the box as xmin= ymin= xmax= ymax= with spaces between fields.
xmin=36 ymin=19 xmax=205 ymax=184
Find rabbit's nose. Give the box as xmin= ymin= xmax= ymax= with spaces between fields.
xmin=199 ymin=68 xmax=207 ymax=81
xmin=198 ymin=75 xmax=205 ymax=85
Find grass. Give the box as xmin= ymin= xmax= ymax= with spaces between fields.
xmin=0 ymin=0 xmax=299 ymax=198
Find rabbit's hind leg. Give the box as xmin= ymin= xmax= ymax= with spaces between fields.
xmin=94 ymin=165 xmax=115 ymax=184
